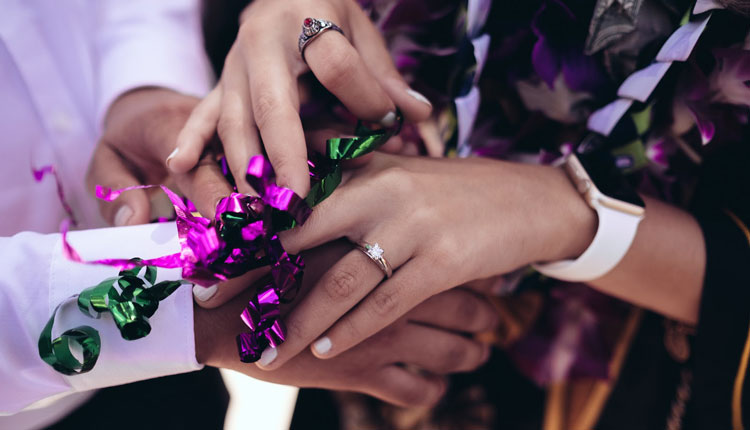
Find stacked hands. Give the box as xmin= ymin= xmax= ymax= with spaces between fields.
xmin=85 ymin=0 xmax=596 ymax=407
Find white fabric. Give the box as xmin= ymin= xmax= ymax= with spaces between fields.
xmin=0 ymin=224 xmax=200 ymax=415
xmin=0 ymin=0 xmax=212 ymax=427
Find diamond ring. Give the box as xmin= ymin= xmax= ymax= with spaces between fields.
xmin=298 ymin=17 xmax=345 ymax=62
xmin=356 ymin=242 xmax=393 ymax=279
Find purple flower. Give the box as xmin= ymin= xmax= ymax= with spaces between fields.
xmin=531 ymin=0 xmax=606 ymax=93
xmin=672 ymin=48 xmax=750 ymax=145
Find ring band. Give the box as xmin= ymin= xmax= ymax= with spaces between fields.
xmin=298 ymin=17 xmax=345 ymax=62
xmin=356 ymin=242 xmax=393 ymax=279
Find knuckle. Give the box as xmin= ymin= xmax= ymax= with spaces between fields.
xmin=325 ymin=266 xmax=359 ymax=300
xmin=369 ymin=289 xmax=398 ymax=317
xmin=401 ymin=380 xmax=444 ymax=407
xmin=252 ymin=90 xmax=287 ymax=130
xmin=428 ymin=237 xmax=459 ymax=268
xmin=439 ymin=341 xmax=471 ymax=372
xmin=216 ymin=113 xmax=243 ymax=138
xmin=284 ymin=318 xmax=304 ymax=341
xmin=314 ymin=46 xmax=359 ymax=90
xmin=373 ymin=166 xmax=414 ymax=195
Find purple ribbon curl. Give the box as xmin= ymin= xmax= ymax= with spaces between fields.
xmin=65 ymin=155 xmax=311 ymax=362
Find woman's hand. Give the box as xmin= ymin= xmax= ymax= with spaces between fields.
xmin=167 ymin=0 xmax=432 ymax=197
xmin=252 ymin=152 xmax=598 ymax=369
xmin=195 ymin=241 xmax=497 ymax=407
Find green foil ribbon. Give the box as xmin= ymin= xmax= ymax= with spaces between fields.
xmin=39 ymin=111 xmax=403 ymax=374
xmin=38 ymin=260 xmax=189 ymax=375
xmin=305 ymin=115 xmax=402 ymax=209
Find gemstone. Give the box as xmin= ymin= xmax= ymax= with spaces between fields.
xmin=366 ymin=243 xmax=384 ymax=259
xmin=304 ymin=17 xmax=313 ymax=27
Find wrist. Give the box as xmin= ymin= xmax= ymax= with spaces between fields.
xmin=193 ymin=303 xmax=215 ymax=366
xmin=534 ymin=164 xmax=598 ymax=264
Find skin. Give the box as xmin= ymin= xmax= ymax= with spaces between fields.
xmin=193 ymin=241 xmax=498 ymax=407
xmin=86 ymin=89 xmax=496 ymax=407
xmin=86 ymin=88 xmax=233 ymax=223
xmin=168 ymin=0 xmax=433 ymax=197
xmin=89 ymin=0 xmax=706 ymax=394
xmin=187 ymin=153 xmax=706 ymax=371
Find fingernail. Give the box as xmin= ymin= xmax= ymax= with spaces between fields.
xmin=258 ymin=347 xmax=278 ymax=367
xmin=406 ymin=88 xmax=432 ymax=107
xmin=312 ymin=336 xmax=332 ymax=356
xmin=192 ymin=284 xmax=218 ymax=302
xmin=380 ymin=111 xmax=397 ymax=127
xmin=114 ymin=205 xmax=134 ymax=227
xmin=165 ymin=147 xmax=179 ymax=167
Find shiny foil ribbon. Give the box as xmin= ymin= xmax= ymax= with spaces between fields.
xmin=38 ymin=261 xmax=189 ymax=375
xmin=41 ymin=113 xmax=402 ymax=373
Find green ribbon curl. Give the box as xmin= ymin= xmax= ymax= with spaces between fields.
xmin=304 ymin=112 xmax=403 ymax=208
xmin=39 ymin=112 xmax=403 ymax=375
xmin=38 ymin=259 xmax=190 ymax=375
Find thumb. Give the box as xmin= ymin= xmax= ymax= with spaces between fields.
xmin=86 ymin=143 xmax=151 ymax=226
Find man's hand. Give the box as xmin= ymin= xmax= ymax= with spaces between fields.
xmin=86 ymin=87 xmax=234 ymax=226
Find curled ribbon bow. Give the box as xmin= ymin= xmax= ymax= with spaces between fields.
xmin=42 ymin=113 xmax=403 ymax=372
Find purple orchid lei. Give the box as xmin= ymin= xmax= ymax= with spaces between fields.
xmin=352 ymin=0 xmax=750 ymax=385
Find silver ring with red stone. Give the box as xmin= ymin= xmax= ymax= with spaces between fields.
xmin=298 ymin=17 xmax=345 ymax=62
xmin=355 ymin=242 xmax=393 ymax=279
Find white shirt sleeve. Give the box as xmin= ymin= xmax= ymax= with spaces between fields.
xmin=93 ymin=0 xmax=215 ymax=128
xmin=0 ymin=222 xmax=200 ymax=414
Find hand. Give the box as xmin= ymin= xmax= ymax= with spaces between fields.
xmin=86 ymin=87 xmax=234 ymax=225
xmin=167 ymin=0 xmax=433 ymax=197
xmin=252 ymin=152 xmax=597 ymax=369
xmin=195 ymin=241 xmax=497 ymax=407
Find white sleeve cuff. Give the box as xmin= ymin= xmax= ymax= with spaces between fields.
xmin=50 ymin=222 xmax=201 ymax=393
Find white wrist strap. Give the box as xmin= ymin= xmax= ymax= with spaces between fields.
xmin=532 ymin=205 xmax=643 ymax=282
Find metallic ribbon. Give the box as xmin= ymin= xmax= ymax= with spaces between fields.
xmin=42 ymin=113 xmax=402 ymax=372
xmin=38 ymin=260 xmax=189 ymax=375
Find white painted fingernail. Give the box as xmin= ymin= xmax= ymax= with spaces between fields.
xmin=114 ymin=205 xmax=134 ymax=227
xmin=406 ymin=88 xmax=432 ymax=107
xmin=380 ymin=111 xmax=397 ymax=127
xmin=165 ymin=147 xmax=179 ymax=167
xmin=312 ymin=337 xmax=332 ymax=356
xmin=258 ymin=347 xmax=278 ymax=367
xmin=192 ymin=284 xmax=218 ymax=302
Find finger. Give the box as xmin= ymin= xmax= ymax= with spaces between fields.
xmin=347 ymin=6 xmax=432 ymax=122
xmin=367 ymin=366 xmax=446 ymax=407
xmin=173 ymin=154 xmax=234 ymax=219
xmin=392 ymin=323 xmax=491 ymax=374
xmin=407 ymin=288 xmax=499 ymax=334
xmin=216 ymin=62 xmax=263 ymax=195
xmin=312 ymin=257 xmax=443 ymax=359
xmin=86 ymin=143 xmax=150 ymax=226
xmin=278 ymin=160 xmax=382 ymax=254
xmin=169 ymin=87 xmax=222 ymax=174
xmin=304 ymin=26 xmax=397 ymax=125
xmin=193 ymin=267 xmax=271 ymax=308
xmin=256 ymin=237 xmax=410 ymax=370
xmin=247 ymin=55 xmax=310 ymax=196
xmin=378 ymin=135 xmax=405 ymax=154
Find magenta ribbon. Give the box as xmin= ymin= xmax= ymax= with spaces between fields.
xmin=64 ymin=155 xmax=311 ymax=362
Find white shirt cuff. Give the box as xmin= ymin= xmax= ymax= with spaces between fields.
xmin=50 ymin=222 xmax=201 ymax=393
